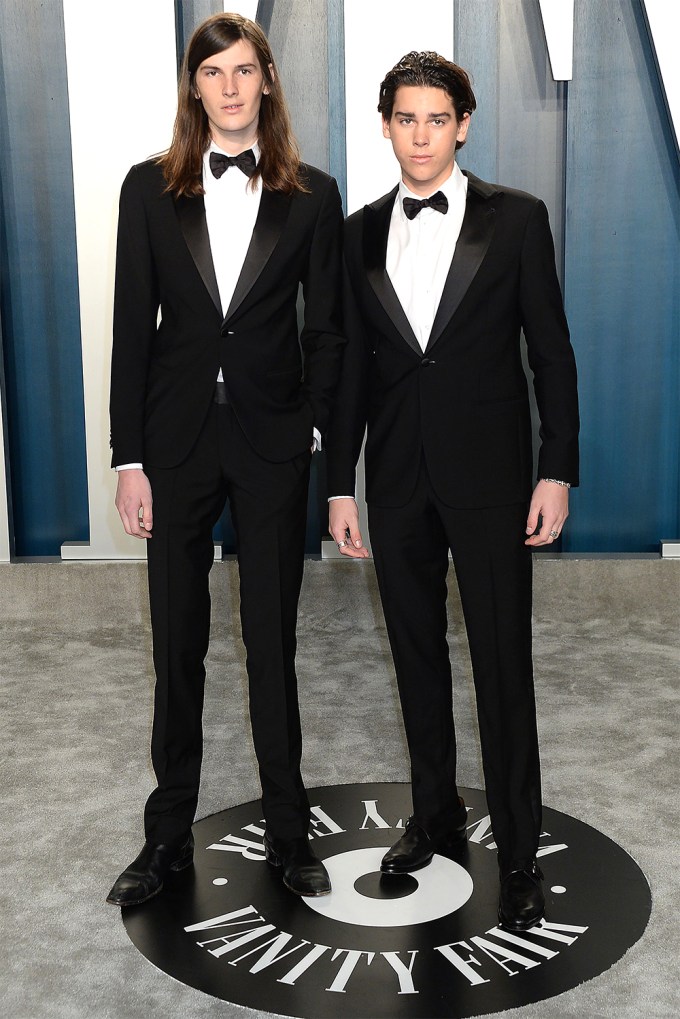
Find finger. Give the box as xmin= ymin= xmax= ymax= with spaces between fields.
xmin=128 ymin=512 xmax=148 ymax=538
xmin=329 ymin=517 xmax=350 ymax=544
xmin=526 ymin=517 xmax=560 ymax=547
xmin=141 ymin=495 xmax=153 ymax=534
xmin=339 ymin=541 xmax=370 ymax=559
xmin=347 ymin=520 xmax=364 ymax=550
xmin=334 ymin=528 xmax=369 ymax=557
xmin=122 ymin=500 xmax=148 ymax=539
xmin=124 ymin=512 xmax=145 ymax=538
xmin=525 ymin=503 xmax=540 ymax=536
xmin=137 ymin=517 xmax=152 ymax=537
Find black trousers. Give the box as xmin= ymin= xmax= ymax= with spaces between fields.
xmin=368 ymin=460 xmax=541 ymax=872
xmin=143 ymin=402 xmax=312 ymax=844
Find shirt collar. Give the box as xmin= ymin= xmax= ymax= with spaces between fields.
xmin=397 ymin=161 xmax=468 ymax=219
xmin=203 ymin=141 xmax=261 ymax=187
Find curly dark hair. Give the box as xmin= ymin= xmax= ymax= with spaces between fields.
xmin=378 ymin=51 xmax=476 ymax=148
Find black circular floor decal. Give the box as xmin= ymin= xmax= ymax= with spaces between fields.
xmin=122 ymin=783 xmax=651 ymax=1018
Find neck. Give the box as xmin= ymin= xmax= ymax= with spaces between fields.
xmin=210 ymin=129 xmax=258 ymax=156
xmin=402 ymin=160 xmax=456 ymax=197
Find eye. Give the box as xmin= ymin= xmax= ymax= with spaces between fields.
xmin=239 ymin=67 xmax=252 ymax=75
xmin=398 ymin=118 xmax=413 ymax=126
xmin=431 ymin=119 xmax=445 ymax=126
xmin=204 ymin=69 xmax=218 ymax=77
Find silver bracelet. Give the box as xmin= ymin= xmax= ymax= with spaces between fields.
xmin=542 ymin=478 xmax=571 ymax=488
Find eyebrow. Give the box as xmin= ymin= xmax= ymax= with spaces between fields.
xmin=394 ymin=110 xmax=452 ymax=119
xmin=200 ymin=61 xmax=258 ymax=71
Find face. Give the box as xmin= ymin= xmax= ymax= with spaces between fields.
xmin=382 ymin=85 xmax=470 ymax=196
xmin=194 ymin=39 xmax=271 ymax=152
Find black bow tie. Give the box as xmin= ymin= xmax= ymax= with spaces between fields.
xmin=209 ymin=149 xmax=257 ymax=180
xmin=402 ymin=191 xmax=448 ymax=219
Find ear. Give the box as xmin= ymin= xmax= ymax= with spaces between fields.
xmin=263 ymin=62 xmax=275 ymax=94
xmin=456 ymin=111 xmax=471 ymax=145
xmin=382 ymin=116 xmax=392 ymax=140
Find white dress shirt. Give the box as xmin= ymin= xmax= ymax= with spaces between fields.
xmin=204 ymin=141 xmax=262 ymax=377
xmin=387 ymin=162 xmax=468 ymax=350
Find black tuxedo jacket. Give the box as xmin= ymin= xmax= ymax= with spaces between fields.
xmin=110 ymin=159 xmax=344 ymax=468
xmin=326 ymin=172 xmax=579 ymax=508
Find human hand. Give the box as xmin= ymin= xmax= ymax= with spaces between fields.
xmin=329 ymin=498 xmax=369 ymax=558
xmin=115 ymin=469 xmax=153 ymax=538
xmin=525 ymin=480 xmax=569 ymax=546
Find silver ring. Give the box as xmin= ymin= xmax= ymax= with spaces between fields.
xmin=337 ymin=540 xmax=348 ymax=549
xmin=549 ymin=530 xmax=560 ymax=539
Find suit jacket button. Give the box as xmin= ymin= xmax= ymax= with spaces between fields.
xmin=421 ymin=358 xmax=435 ymax=367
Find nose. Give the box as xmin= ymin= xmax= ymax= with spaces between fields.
xmin=223 ymin=75 xmax=238 ymax=96
xmin=413 ymin=128 xmax=428 ymax=148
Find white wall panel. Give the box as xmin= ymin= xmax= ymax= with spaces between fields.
xmin=61 ymin=0 xmax=178 ymax=559
xmin=343 ymin=0 xmax=454 ymax=214
xmin=538 ymin=0 xmax=574 ymax=81
xmin=643 ymin=0 xmax=680 ymax=150
xmin=225 ymin=1 xmax=259 ymax=19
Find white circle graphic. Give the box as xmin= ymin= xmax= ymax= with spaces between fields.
xmin=303 ymin=847 xmax=473 ymax=927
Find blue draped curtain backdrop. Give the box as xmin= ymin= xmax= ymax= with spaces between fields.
xmin=0 ymin=0 xmax=677 ymax=556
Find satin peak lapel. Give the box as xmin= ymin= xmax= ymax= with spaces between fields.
xmin=176 ymin=195 xmax=222 ymax=316
xmin=426 ymin=189 xmax=496 ymax=352
xmin=225 ymin=188 xmax=293 ymax=321
xmin=363 ymin=188 xmax=421 ymax=357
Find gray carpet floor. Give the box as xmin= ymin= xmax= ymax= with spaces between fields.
xmin=1 ymin=557 xmax=679 ymax=1018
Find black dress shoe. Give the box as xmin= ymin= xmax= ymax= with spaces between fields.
xmin=381 ymin=801 xmax=468 ymax=875
xmin=106 ymin=833 xmax=194 ymax=907
xmin=498 ymin=860 xmax=545 ymax=931
xmin=263 ymin=833 xmax=331 ymax=896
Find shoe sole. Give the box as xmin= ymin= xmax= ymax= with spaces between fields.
xmin=282 ymin=877 xmax=332 ymax=897
xmin=380 ymin=829 xmax=468 ymax=876
xmin=497 ymin=908 xmax=545 ymax=932
xmin=106 ymin=883 xmax=165 ymax=908
xmin=265 ymin=845 xmax=331 ymax=896
xmin=105 ymin=851 xmax=194 ymax=907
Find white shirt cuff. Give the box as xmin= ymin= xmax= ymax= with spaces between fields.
xmin=115 ymin=463 xmax=143 ymax=471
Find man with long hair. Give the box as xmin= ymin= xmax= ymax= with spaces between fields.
xmin=107 ymin=13 xmax=343 ymax=905
xmin=327 ymin=52 xmax=579 ymax=930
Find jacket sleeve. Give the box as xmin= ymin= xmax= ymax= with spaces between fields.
xmin=109 ymin=165 xmax=160 ymax=467
xmin=324 ymin=250 xmax=370 ymax=498
xmin=520 ymin=199 xmax=580 ymax=486
xmin=298 ymin=177 xmax=346 ymax=438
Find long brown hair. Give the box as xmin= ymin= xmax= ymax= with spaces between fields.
xmin=159 ymin=13 xmax=306 ymax=196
